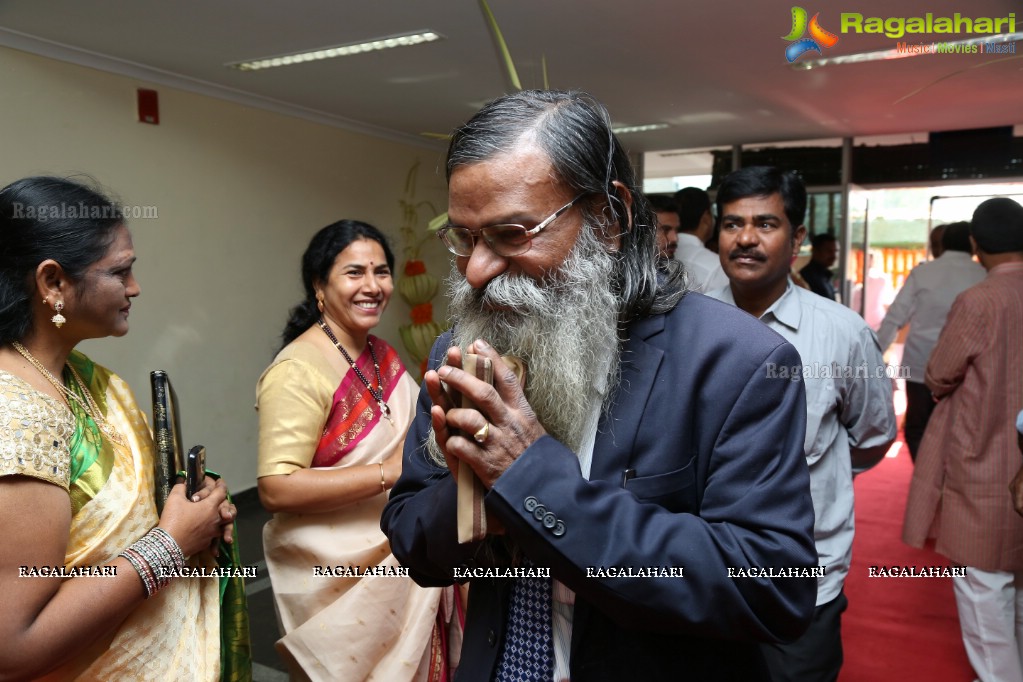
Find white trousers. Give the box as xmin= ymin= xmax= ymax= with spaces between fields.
xmin=953 ymin=567 xmax=1023 ymax=682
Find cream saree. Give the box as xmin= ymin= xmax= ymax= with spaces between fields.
xmin=0 ymin=351 xmax=221 ymax=681
xmin=257 ymin=337 xmax=458 ymax=682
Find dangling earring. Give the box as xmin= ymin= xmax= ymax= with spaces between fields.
xmin=51 ymin=300 xmax=66 ymax=328
xmin=316 ymin=295 xmax=325 ymax=314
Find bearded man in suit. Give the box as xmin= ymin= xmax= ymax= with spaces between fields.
xmin=382 ymin=90 xmax=818 ymax=681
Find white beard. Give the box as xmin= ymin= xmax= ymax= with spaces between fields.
xmin=432 ymin=223 xmax=622 ymax=461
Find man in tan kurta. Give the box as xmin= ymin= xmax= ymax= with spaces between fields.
xmin=903 ymin=197 xmax=1023 ymax=682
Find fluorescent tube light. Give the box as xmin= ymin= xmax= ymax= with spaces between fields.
xmin=613 ymin=123 xmax=669 ymax=134
xmin=228 ymin=31 xmax=444 ymax=71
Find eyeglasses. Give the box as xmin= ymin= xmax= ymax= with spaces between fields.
xmin=437 ymin=194 xmax=585 ymax=257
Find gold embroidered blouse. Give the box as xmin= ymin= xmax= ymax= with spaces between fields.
xmin=0 ymin=370 xmax=74 ymax=491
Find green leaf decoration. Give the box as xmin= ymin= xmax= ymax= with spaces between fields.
xmin=427 ymin=212 xmax=449 ymax=233
xmin=479 ymin=0 xmax=522 ymax=91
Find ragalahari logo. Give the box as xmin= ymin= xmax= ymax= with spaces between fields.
xmin=783 ymin=7 xmax=840 ymax=62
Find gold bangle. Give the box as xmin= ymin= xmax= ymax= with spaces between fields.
xmin=378 ymin=462 xmax=387 ymax=493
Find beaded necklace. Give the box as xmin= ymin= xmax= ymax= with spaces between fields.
xmin=317 ymin=319 xmax=393 ymax=424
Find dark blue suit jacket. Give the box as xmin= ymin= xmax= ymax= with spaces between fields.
xmin=382 ymin=292 xmax=817 ymax=681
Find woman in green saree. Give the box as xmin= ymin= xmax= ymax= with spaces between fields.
xmin=0 ymin=176 xmax=240 ymax=680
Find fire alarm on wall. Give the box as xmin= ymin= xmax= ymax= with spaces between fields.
xmin=137 ymin=88 xmax=159 ymax=125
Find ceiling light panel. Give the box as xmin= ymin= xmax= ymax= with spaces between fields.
xmin=227 ymin=31 xmax=444 ymax=71
xmin=612 ymin=123 xmax=669 ymax=134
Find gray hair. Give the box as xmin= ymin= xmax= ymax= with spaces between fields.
xmin=446 ymin=89 xmax=685 ymax=321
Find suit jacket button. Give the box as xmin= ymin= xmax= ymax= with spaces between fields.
xmin=488 ymin=629 xmax=497 ymax=647
xmin=524 ymin=496 xmax=539 ymax=512
xmin=533 ymin=505 xmax=547 ymax=521
xmin=543 ymin=512 xmax=557 ymax=529
xmin=552 ymin=520 xmax=566 ymax=537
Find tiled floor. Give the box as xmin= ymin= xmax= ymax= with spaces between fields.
xmin=234 ymin=487 xmax=290 ymax=681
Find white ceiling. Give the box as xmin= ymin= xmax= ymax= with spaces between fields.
xmin=2 ymin=0 xmax=1021 ymax=168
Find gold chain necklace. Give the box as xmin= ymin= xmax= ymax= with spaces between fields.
xmin=12 ymin=342 xmax=127 ymax=446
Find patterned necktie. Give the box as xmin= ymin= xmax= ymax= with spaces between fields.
xmin=494 ymin=565 xmax=554 ymax=682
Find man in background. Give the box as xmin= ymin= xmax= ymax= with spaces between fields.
xmin=850 ymin=250 xmax=894 ymax=330
xmin=674 ymin=186 xmax=727 ymax=292
xmin=708 ymin=165 xmax=896 ymax=682
xmin=929 ymin=223 xmax=946 ymax=259
xmin=800 ymin=233 xmax=838 ymax=300
xmin=904 ymin=198 xmax=1023 ymax=682
xmin=645 ymin=193 xmax=679 ymax=261
xmin=876 ymin=222 xmax=985 ymax=459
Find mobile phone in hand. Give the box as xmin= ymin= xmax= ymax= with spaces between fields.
xmin=185 ymin=445 xmax=206 ymax=499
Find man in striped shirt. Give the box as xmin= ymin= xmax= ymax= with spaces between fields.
xmin=904 ymin=197 xmax=1023 ymax=682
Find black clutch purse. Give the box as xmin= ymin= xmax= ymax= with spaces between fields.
xmin=150 ymin=370 xmax=183 ymax=514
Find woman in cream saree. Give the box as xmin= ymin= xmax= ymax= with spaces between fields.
xmin=17 ymin=352 xmax=225 ymax=680
xmin=257 ymin=220 xmax=459 ymax=682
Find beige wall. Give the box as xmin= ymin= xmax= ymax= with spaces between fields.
xmin=0 ymin=46 xmax=453 ymax=491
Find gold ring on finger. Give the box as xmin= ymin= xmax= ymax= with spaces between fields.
xmin=473 ymin=422 xmax=490 ymax=444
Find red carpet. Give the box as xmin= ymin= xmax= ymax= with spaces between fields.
xmin=840 ymin=444 xmax=975 ymax=681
